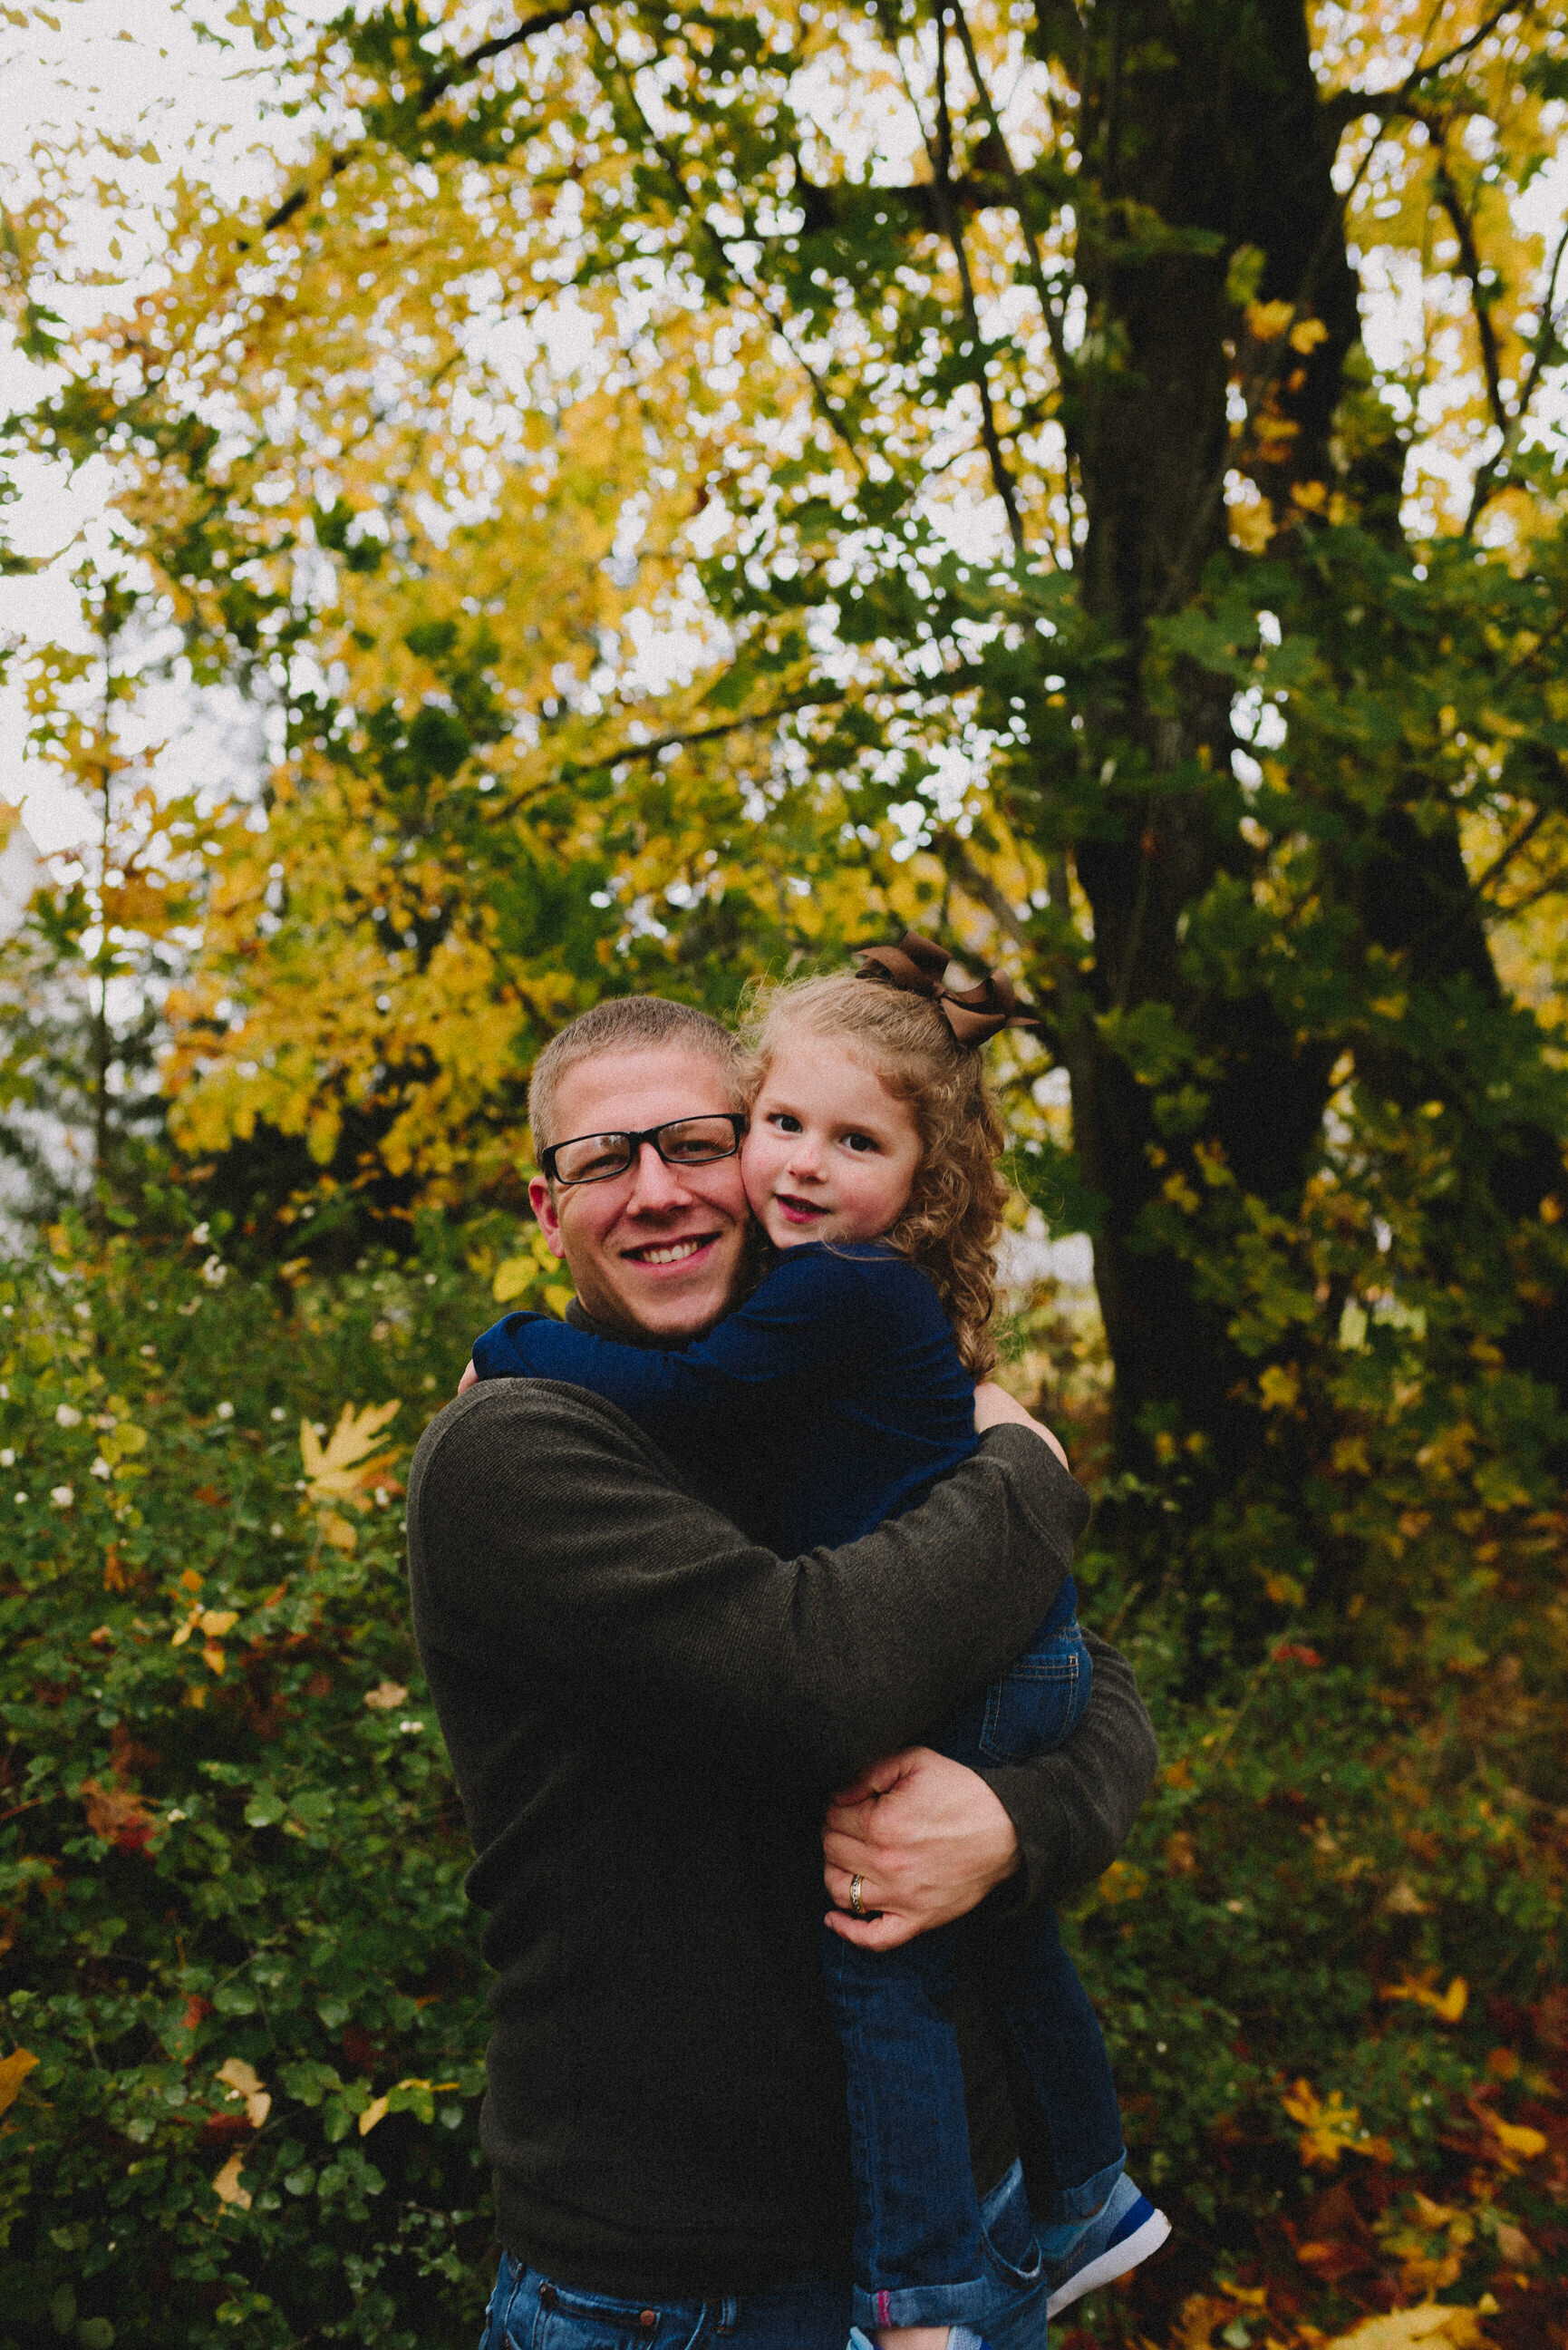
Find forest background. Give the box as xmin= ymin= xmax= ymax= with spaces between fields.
xmin=0 ymin=2 xmax=1565 ymax=2345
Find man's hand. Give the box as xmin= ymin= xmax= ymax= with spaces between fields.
xmin=973 ymin=1379 xmax=1069 ymax=1468
xmin=458 ymin=1360 xmax=478 ymax=1395
xmin=821 ymin=1747 xmax=1021 ymax=1951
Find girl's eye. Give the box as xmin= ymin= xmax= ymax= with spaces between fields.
xmin=844 ymin=1132 xmax=878 ymax=1153
xmin=769 ymin=1112 xmax=801 ymax=1133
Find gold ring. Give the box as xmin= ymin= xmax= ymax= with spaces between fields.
xmin=849 ymin=1873 xmax=866 ymax=1918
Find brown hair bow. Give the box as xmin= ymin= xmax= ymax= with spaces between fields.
xmin=855 ymin=930 xmax=1041 ymax=1048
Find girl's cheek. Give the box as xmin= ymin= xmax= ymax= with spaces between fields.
xmin=739 ymin=1134 xmax=771 ymax=1214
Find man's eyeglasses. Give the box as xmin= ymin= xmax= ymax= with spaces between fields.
xmin=541 ymin=1113 xmax=746 ymax=1189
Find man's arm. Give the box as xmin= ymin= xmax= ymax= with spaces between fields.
xmin=407 ymin=1379 xmax=1086 ymax=1795
xmin=983 ymin=1630 xmax=1157 ymax=1905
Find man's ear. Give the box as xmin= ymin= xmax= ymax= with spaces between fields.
xmin=528 ymin=1173 xmax=566 ymax=1260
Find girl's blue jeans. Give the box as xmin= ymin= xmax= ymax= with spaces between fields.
xmin=822 ymin=1615 xmax=1126 ymax=2331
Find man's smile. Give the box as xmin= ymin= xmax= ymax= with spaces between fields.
xmin=622 ymin=1234 xmax=718 ymax=1267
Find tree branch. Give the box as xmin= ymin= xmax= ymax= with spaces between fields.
xmin=416 ymin=2 xmax=593 ymax=110
xmin=1435 ymin=159 xmax=1506 ymax=442
xmin=1466 ymin=800 xmax=1550 ymax=903
xmin=948 ymin=0 xmax=1077 ymax=522
xmin=1322 ymin=0 xmax=1528 ymax=131
xmin=486 ymin=690 xmax=848 ymax=822
xmin=256 ymin=3 xmax=594 ymax=238
xmin=1466 ymin=211 xmax=1568 ymax=531
xmin=915 ymin=3 xmax=1026 ymax=555
xmin=600 ymin=32 xmax=870 ymax=483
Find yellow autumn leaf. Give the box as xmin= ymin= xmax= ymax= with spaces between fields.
xmin=492 ymin=1255 xmax=538 ymax=1303
xmin=211 ymin=2151 xmax=252 ymax=2209
xmin=300 ymin=1401 xmax=402 ymax=1511
xmin=0 ymin=2046 xmax=39 ymax=2120
xmin=198 ymin=1609 xmax=238 ymax=1638
xmin=1259 ymin=1364 xmax=1301 ymax=1412
xmin=1486 ymin=2113 xmax=1547 ymax=2159
xmin=1228 ymin=493 xmax=1276 ymax=554
xmin=1325 ymin=2306 xmax=1490 ymax=2349
xmin=1282 ymin=2079 xmax=1393 ymax=2168
xmin=1245 ymin=297 xmax=1295 ymax=341
xmin=1289 ymin=316 xmax=1331 ymax=354
xmin=214 ymin=2058 xmax=272 ymax=2128
xmin=317 ymin=1510 xmax=359 ymax=1555
xmin=1380 ymin=1975 xmax=1468 ymax=2024
xmin=359 ymin=2074 xmax=460 ymax=2133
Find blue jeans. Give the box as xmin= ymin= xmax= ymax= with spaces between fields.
xmin=822 ymin=1617 xmax=1125 ymax=2330
xmin=479 ymin=2161 xmax=1051 ymax=2350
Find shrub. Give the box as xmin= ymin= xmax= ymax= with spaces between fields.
xmin=0 ymin=1219 xmax=519 ymax=2349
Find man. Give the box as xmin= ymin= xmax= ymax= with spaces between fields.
xmin=409 ymin=995 xmax=1161 ymax=2350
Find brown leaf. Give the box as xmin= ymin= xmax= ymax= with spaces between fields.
xmin=0 ymin=2046 xmax=38 ymax=2120
xmin=80 ymin=1778 xmax=160 ymax=1855
xmin=1164 ymin=1830 xmax=1199 ymax=1875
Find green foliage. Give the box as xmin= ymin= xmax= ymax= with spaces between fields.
xmin=0 ymin=1219 xmax=547 ymax=2349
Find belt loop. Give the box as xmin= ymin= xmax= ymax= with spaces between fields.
xmin=715 ymin=2297 xmax=738 ymax=2335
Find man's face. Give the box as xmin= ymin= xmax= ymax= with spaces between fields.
xmin=528 ymin=1046 xmax=750 ymax=1342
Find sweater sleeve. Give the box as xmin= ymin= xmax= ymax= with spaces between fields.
xmin=469 ymin=1250 xmax=886 ymax=1447
xmin=408 ymin=1381 xmax=1084 ymax=1794
xmin=976 ymin=1631 xmax=1157 ymax=1909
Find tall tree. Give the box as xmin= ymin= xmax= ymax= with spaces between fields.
xmin=20 ymin=1 xmax=1568 ymax=1551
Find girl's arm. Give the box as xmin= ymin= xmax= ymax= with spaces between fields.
xmin=469 ymin=1247 xmax=891 ymax=1446
xmin=973 ymin=1378 xmax=1070 ymax=1469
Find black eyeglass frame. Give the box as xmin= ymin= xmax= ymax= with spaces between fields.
xmin=540 ymin=1112 xmax=747 ymax=1188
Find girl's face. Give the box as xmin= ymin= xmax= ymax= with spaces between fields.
xmin=741 ymin=1031 xmax=923 ymax=1250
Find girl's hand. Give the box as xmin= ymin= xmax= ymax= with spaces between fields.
xmin=973 ymin=1379 xmax=1070 ymax=1468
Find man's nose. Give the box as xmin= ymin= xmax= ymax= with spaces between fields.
xmin=624 ymin=1140 xmax=691 ymax=1211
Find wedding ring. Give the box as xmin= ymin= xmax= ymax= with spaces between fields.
xmin=849 ymin=1873 xmax=866 ymax=1919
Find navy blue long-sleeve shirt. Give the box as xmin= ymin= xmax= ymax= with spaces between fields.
xmin=472 ymin=1241 xmax=1075 ymax=1626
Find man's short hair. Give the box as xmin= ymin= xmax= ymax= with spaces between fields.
xmin=528 ymin=996 xmax=742 ymax=1156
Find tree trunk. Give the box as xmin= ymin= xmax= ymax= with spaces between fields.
xmin=1028 ymin=0 xmax=1358 ymax=1474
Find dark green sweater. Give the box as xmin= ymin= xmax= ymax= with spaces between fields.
xmin=407 ymin=1379 xmax=1157 ymax=2297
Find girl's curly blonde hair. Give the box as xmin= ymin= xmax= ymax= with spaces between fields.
xmin=740 ymin=970 xmax=1010 ymax=1377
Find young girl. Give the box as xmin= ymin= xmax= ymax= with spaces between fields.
xmin=469 ymin=938 xmax=1166 ymax=2347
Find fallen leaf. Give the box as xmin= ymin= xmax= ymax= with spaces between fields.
xmin=358 ymin=2094 xmax=389 ymax=2136
xmin=1485 ymin=2113 xmax=1547 ymax=2159
xmin=0 ymin=2046 xmax=38 ymax=2120
xmin=1282 ymin=2080 xmax=1393 ymax=2168
xmin=1382 ymin=1976 xmax=1468 ymax=2024
xmin=363 ymin=1682 xmax=409 ymax=1711
xmin=1324 ymin=2306 xmax=1489 ymax=2349
xmin=1385 ymin=1878 xmax=1430 ymax=1915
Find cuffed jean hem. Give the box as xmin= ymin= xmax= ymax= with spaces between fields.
xmin=1030 ymin=2148 xmax=1127 ymax=2232
xmin=851 ymin=2274 xmax=994 ymax=2332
